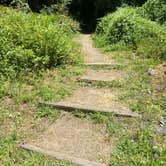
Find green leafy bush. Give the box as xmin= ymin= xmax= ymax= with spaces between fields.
xmin=94 ymin=7 xmax=166 ymax=59
xmin=40 ymin=0 xmax=72 ymax=15
xmin=10 ymin=0 xmax=31 ymax=12
xmin=95 ymin=8 xmax=162 ymax=45
xmin=139 ymin=0 xmax=166 ymax=24
xmin=136 ymin=35 xmax=166 ymax=59
xmin=0 ymin=6 xmax=79 ymax=77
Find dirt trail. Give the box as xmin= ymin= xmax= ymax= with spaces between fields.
xmin=20 ymin=34 xmax=140 ymax=166
xmin=29 ymin=113 xmax=112 ymax=165
xmin=79 ymin=34 xmax=116 ymax=64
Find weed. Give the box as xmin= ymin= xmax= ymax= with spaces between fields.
xmin=37 ymin=106 xmax=61 ymax=121
xmin=111 ymin=128 xmax=166 ymax=165
xmin=0 ymin=134 xmax=75 ymax=166
xmin=0 ymin=63 xmax=82 ymax=165
xmin=72 ymin=110 xmax=108 ymax=124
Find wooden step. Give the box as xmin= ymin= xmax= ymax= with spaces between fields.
xmin=19 ymin=113 xmax=111 ymax=166
xmin=78 ymin=69 xmax=125 ymax=83
xmin=40 ymin=101 xmax=141 ymax=118
xmin=40 ymin=87 xmax=141 ymax=118
xmin=85 ymin=63 xmax=125 ymax=70
xmin=20 ymin=144 xmax=106 ymax=166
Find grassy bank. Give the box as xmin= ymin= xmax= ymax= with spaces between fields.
xmin=93 ymin=0 xmax=166 ymax=165
xmin=108 ymin=51 xmax=166 ymax=165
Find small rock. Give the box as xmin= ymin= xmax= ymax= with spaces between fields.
xmin=159 ymin=117 xmax=166 ymax=126
xmin=149 ymin=137 xmax=156 ymax=146
xmin=140 ymin=121 xmax=146 ymax=128
xmin=131 ymin=139 xmax=135 ymax=143
xmin=155 ymin=125 xmax=166 ymax=136
xmin=132 ymin=53 xmax=139 ymax=59
xmin=153 ymin=152 xmax=159 ymax=160
xmin=147 ymin=90 xmax=152 ymax=94
xmin=148 ymin=68 xmax=156 ymax=76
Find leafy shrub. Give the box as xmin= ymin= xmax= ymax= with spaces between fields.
xmin=40 ymin=4 xmax=60 ymax=15
xmin=139 ymin=0 xmax=166 ymax=24
xmin=94 ymin=7 xmax=166 ymax=59
xmin=0 ymin=6 xmax=79 ymax=77
xmin=120 ymin=0 xmax=147 ymax=6
xmin=40 ymin=0 xmax=72 ymax=15
xmin=10 ymin=0 xmax=31 ymax=12
xmin=136 ymin=35 xmax=166 ymax=59
xmin=95 ymin=8 xmax=136 ymax=46
xmin=96 ymin=8 xmax=163 ymax=45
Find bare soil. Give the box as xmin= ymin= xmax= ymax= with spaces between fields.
xmin=79 ymin=69 xmax=126 ymax=82
xmin=55 ymin=87 xmax=139 ymax=117
xmin=30 ymin=112 xmax=113 ymax=165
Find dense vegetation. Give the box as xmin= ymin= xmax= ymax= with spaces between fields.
xmin=139 ymin=0 xmax=166 ymax=24
xmin=0 ymin=6 xmax=79 ymax=78
xmin=69 ymin=0 xmax=147 ymax=31
xmin=94 ymin=0 xmax=166 ymax=59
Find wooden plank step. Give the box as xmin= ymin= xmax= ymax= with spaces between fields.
xmin=78 ymin=69 xmax=125 ymax=83
xmin=85 ymin=63 xmax=118 ymax=67
xmin=19 ymin=113 xmax=111 ymax=166
xmin=40 ymin=101 xmax=141 ymax=118
xmin=39 ymin=87 xmax=141 ymax=118
xmin=85 ymin=63 xmax=126 ymax=70
xmin=20 ymin=144 xmax=106 ymax=166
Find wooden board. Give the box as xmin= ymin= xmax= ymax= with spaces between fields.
xmin=39 ymin=101 xmax=141 ymax=118
xmin=20 ymin=144 xmax=107 ymax=166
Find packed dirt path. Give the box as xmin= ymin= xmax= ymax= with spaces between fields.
xmin=79 ymin=34 xmax=117 ymax=64
xmin=20 ymin=34 xmax=140 ymax=166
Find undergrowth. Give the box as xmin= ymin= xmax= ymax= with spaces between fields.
xmin=139 ymin=0 xmax=166 ymax=24
xmin=0 ymin=6 xmax=80 ymax=78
